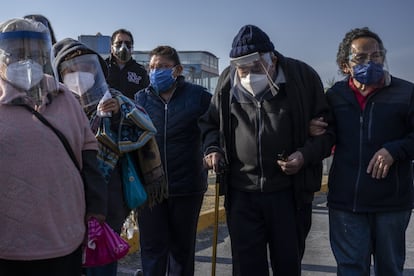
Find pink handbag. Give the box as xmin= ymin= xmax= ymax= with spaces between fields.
xmin=82 ymin=218 xmax=130 ymax=267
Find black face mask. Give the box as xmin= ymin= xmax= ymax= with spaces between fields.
xmin=114 ymin=43 xmax=131 ymax=62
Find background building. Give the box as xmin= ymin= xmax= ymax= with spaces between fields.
xmin=78 ymin=33 xmax=111 ymax=55
xmin=79 ymin=34 xmax=219 ymax=93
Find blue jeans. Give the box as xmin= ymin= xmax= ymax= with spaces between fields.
xmin=329 ymin=208 xmax=411 ymax=276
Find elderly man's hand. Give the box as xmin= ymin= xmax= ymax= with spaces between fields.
xmin=277 ymin=151 xmax=304 ymax=175
xmin=203 ymin=152 xmax=225 ymax=173
xmin=367 ymin=148 xmax=394 ymax=179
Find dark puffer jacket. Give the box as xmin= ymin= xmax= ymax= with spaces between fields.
xmin=326 ymin=76 xmax=414 ymax=212
xmin=135 ymin=76 xmax=212 ymax=196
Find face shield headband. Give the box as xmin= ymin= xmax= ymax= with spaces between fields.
xmin=0 ymin=31 xmax=53 ymax=72
xmin=60 ymin=54 xmax=108 ymax=109
xmin=230 ymin=52 xmax=279 ymax=95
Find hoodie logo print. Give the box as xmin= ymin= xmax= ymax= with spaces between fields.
xmin=127 ymin=72 xmax=142 ymax=84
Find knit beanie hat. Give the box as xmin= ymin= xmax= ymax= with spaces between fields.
xmin=229 ymin=25 xmax=275 ymax=58
xmin=52 ymin=37 xmax=108 ymax=81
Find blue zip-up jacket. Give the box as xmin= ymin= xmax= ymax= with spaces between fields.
xmin=135 ymin=76 xmax=211 ymax=196
xmin=326 ymin=76 xmax=414 ymax=212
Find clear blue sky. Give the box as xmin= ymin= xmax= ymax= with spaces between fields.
xmin=2 ymin=0 xmax=414 ymax=85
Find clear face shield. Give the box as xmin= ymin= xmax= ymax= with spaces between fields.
xmin=59 ymin=53 xmax=109 ymax=110
xmin=230 ymin=52 xmax=279 ymax=96
xmin=0 ymin=25 xmax=58 ymax=104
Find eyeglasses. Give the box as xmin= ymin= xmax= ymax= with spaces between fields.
xmin=113 ymin=40 xmax=132 ymax=49
xmin=149 ymin=64 xmax=176 ymax=70
xmin=231 ymin=52 xmax=270 ymax=75
xmin=349 ymin=50 xmax=386 ymax=64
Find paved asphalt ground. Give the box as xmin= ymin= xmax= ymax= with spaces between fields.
xmin=117 ymin=192 xmax=414 ymax=276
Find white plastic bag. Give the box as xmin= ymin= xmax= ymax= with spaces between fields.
xmin=97 ymin=90 xmax=112 ymax=117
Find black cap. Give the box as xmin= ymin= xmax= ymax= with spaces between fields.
xmin=229 ymin=25 xmax=275 ymax=58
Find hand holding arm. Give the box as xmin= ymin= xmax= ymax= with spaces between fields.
xmin=309 ymin=117 xmax=328 ymax=136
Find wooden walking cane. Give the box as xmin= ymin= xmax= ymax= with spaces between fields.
xmin=211 ymin=171 xmax=220 ymax=276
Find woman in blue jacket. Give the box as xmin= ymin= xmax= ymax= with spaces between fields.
xmin=135 ymin=45 xmax=212 ymax=276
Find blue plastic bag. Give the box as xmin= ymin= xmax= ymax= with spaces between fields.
xmin=122 ymin=153 xmax=147 ymax=208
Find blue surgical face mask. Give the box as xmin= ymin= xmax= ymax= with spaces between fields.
xmin=352 ymin=61 xmax=384 ymax=85
xmin=149 ymin=68 xmax=176 ymax=94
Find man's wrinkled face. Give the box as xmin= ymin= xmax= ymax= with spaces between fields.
xmin=345 ymin=37 xmax=385 ymax=73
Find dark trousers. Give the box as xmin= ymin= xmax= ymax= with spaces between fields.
xmin=138 ymin=194 xmax=204 ymax=276
xmin=0 ymin=246 xmax=82 ymax=276
xmin=85 ymin=261 xmax=118 ymax=276
xmin=226 ymin=187 xmax=301 ymax=276
xmin=227 ymin=200 xmax=312 ymax=275
xmin=297 ymin=202 xmax=313 ymax=259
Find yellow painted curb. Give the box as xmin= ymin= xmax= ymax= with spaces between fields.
xmin=123 ymin=230 xmax=140 ymax=254
xmin=123 ymin=207 xmax=227 ymax=254
xmin=123 ymin=174 xmax=327 ymax=254
xmin=197 ymin=206 xmax=226 ymax=232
